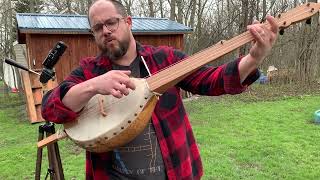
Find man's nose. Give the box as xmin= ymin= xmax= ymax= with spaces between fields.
xmin=102 ymin=25 xmax=112 ymax=34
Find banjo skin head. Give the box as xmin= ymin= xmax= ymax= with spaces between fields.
xmin=63 ymin=78 xmax=158 ymax=152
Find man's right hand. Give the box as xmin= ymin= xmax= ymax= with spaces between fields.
xmin=88 ymin=70 xmax=136 ymax=98
xmin=62 ymin=70 xmax=136 ymax=112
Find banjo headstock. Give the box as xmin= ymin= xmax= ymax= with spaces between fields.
xmin=275 ymin=2 xmax=320 ymax=30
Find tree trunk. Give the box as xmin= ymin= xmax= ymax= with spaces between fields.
xmin=239 ymin=0 xmax=249 ymax=56
xmin=159 ymin=0 xmax=164 ymax=18
xmin=1 ymin=0 xmax=12 ymax=95
xmin=186 ymin=0 xmax=196 ymax=54
xmin=262 ymin=0 xmax=266 ymax=19
xmin=170 ymin=0 xmax=176 ymax=21
xmin=30 ymin=0 xmax=35 ymax=13
xmin=147 ymin=0 xmax=155 ymax=17
xmin=67 ymin=0 xmax=72 ymax=13
xmin=189 ymin=0 xmax=196 ymax=29
xmin=87 ymin=0 xmax=91 ymax=9
xmin=176 ymin=0 xmax=183 ymax=23
xmin=295 ymin=0 xmax=317 ymax=84
xmin=122 ymin=0 xmax=133 ymax=16
xmin=255 ymin=0 xmax=260 ymax=20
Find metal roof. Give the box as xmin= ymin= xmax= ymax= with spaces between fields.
xmin=16 ymin=13 xmax=193 ymax=34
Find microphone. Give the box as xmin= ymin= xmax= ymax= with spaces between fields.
xmin=40 ymin=41 xmax=67 ymax=83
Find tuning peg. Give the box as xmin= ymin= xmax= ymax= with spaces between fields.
xmin=279 ymin=29 xmax=285 ymax=35
xmin=306 ymin=18 xmax=312 ymax=25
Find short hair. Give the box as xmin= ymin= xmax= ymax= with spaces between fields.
xmin=89 ymin=0 xmax=127 ymax=17
xmin=88 ymin=0 xmax=128 ymax=27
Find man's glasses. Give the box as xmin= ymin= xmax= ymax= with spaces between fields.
xmin=91 ymin=17 xmax=125 ymax=33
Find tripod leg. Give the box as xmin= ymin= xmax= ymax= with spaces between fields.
xmin=53 ymin=142 xmax=64 ymax=178
xmin=46 ymin=123 xmax=65 ymax=180
xmin=47 ymin=142 xmax=64 ymax=180
xmin=35 ymin=126 xmax=45 ymax=180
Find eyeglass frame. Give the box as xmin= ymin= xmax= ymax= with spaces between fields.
xmin=90 ymin=17 xmax=125 ymax=34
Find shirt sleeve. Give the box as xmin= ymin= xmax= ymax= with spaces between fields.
xmin=176 ymin=50 xmax=260 ymax=96
xmin=41 ymin=66 xmax=87 ymax=124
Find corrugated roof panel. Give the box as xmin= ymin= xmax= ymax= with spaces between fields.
xmin=16 ymin=13 xmax=192 ymax=34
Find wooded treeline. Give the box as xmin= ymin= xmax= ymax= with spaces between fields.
xmin=0 ymin=0 xmax=319 ymax=87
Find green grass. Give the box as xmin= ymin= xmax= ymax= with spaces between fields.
xmin=0 ymin=94 xmax=85 ymax=179
xmin=1 ymin=83 xmax=320 ymax=179
xmin=185 ymin=95 xmax=320 ymax=179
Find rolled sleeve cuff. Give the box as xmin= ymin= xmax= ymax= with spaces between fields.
xmin=42 ymin=87 xmax=79 ymax=124
xmin=48 ymin=98 xmax=78 ymax=123
xmin=223 ymin=57 xmax=260 ymax=94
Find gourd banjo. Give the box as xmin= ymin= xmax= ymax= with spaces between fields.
xmin=38 ymin=3 xmax=320 ymax=152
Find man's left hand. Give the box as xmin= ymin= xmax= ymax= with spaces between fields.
xmin=247 ymin=15 xmax=279 ymax=65
xmin=238 ymin=15 xmax=279 ymax=82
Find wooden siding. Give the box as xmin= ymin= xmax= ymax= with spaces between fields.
xmin=13 ymin=44 xmax=27 ymax=68
xmin=25 ymin=33 xmax=184 ymax=83
xmin=135 ymin=34 xmax=184 ymax=51
xmin=26 ymin=34 xmax=98 ymax=83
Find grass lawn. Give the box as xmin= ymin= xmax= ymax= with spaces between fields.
xmin=1 ymin=84 xmax=320 ymax=179
xmin=0 ymin=94 xmax=85 ymax=179
xmin=185 ymin=94 xmax=320 ymax=179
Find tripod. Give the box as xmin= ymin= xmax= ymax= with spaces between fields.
xmin=4 ymin=41 xmax=68 ymax=179
xmin=35 ymin=121 xmax=64 ymax=180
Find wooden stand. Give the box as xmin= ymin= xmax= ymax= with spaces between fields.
xmin=35 ymin=122 xmax=64 ymax=180
xmin=20 ymin=70 xmax=58 ymax=123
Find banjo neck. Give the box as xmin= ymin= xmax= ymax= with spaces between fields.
xmin=146 ymin=2 xmax=320 ymax=94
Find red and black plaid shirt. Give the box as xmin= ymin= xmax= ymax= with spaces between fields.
xmin=42 ymin=43 xmax=259 ymax=180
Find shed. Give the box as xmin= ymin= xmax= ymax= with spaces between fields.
xmin=16 ymin=13 xmax=192 ymax=82
xmin=16 ymin=13 xmax=193 ymax=123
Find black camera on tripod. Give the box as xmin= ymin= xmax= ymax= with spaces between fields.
xmin=40 ymin=41 xmax=67 ymax=84
xmin=4 ymin=41 xmax=67 ymax=84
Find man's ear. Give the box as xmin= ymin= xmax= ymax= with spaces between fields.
xmin=126 ymin=16 xmax=133 ymax=28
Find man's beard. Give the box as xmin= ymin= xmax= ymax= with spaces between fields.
xmin=99 ymin=38 xmax=130 ymax=61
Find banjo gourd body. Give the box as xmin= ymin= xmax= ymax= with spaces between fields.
xmin=63 ymin=78 xmax=157 ymax=152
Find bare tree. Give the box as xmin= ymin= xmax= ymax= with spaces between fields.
xmin=30 ymin=0 xmax=35 ymax=12
xmin=147 ymin=0 xmax=155 ymax=17
xmin=159 ymin=0 xmax=165 ymax=18
xmin=262 ymin=0 xmax=267 ymax=19
xmin=176 ymin=0 xmax=183 ymax=23
xmin=0 ymin=0 xmax=15 ymax=95
xmin=170 ymin=0 xmax=176 ymax=20
xmin=121 ymin=0 xmax=134 ymax=16
xmin=239 ymin=0 xmax=249 ymax=56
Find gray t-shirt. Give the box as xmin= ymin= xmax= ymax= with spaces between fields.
xmin=109 ymin=56 xmax=167 ymax=180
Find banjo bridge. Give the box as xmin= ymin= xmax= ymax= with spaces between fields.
xmin=98 ymin=96 xmax=108 ymax=117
